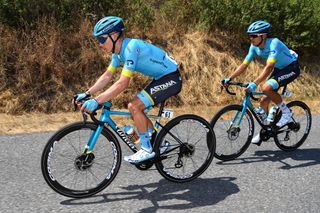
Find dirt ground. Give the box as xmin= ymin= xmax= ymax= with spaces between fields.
xmin=1 ymin=100 xmax=319 ymax=135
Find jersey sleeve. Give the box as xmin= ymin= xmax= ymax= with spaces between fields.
xmin=107 ymin=54 xmax=121 ymax=73
xmin=267 ymin=39 xmax=279 ymax=64
xmin=243 ymin=45 xmax=255 ymax=65
xmin=121 ymin=41 xmax=139 ymax=78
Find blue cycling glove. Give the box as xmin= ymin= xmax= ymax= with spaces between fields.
xmin=221 ymin=78 xmax=231 ymax=86
xmin=83 ymin=99 xmax=99 ymax=112
xmin=76 ymin=92 xmax=90 ymax=101
xmin=246 ymin=82 xmax=257 ymax=92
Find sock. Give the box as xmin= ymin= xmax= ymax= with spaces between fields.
xmin=278 ymin=102 xmax=290 ymax=113
xmin=139 ymin=130 xmax=152 ymax=153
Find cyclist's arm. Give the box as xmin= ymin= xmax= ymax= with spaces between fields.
xmin=253 ymin=61 xmax=275 ymax=85
xmin=87 ymin=69 xmax=114 ymax=95
xmin=95 ymin=75 xmax=131 ymax=104
xmin=87 ymin=54 xmax=121 ymax=95
xmin=230 ymin=46 xmax=254 ymax=79
xmin=230 ymin=63 xmax=248 ymax=79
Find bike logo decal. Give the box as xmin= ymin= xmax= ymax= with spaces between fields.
xmin=47 ymin=141 xmax=58 ymax=181
xmin=116 ymin=128 xmax=137 ymax=150
xmin=106 ymin=141 xmax=118 ymax=180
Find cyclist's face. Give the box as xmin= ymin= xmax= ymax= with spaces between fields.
xmin=99 ymin=33 xmax=121 ymax=53
xmin=248 ymin=34 xmax=266 ymax=47
xmin=99 ymin=35 xmax=113 ymax=52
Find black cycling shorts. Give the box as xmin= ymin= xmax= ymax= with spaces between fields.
xmin=137 ymin=70 xmax=182 ymax=107
xmin=267 ymin=60 xmax=300 ymax=89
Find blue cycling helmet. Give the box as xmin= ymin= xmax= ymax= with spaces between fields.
xmin=247 ymin=20 xmax=271 ymax=34
xmin=93 ymin=16 xmax=124 ymax=37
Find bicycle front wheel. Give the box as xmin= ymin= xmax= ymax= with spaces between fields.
xmin=210 ymin=104 xmax=254 ymax=161
xmin=154 ymin=114 xmax=215 ymax=183
xmin=274 ymin=101 xmax=312 ymax=151
xmin=41 ymin=122 xmax=121 ymax=198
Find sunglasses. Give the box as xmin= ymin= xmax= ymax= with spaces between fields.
xmin=97 ymin=35 xmax=108 ymax=44
xmin=248 ymin=34 xmax=263 ymax=39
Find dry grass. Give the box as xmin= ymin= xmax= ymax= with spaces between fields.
xmin=1 ymin=18 xmax=320 ymax=115
xmin=1 ymin=99 xmax=319 ymax=135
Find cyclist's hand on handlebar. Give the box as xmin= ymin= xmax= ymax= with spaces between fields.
xmin=74 ymin=92 xmax=91 ymax=102
xmin=72 ymin=92 xmax=91 ymax=107
xmin=221 ymin=78 xmax=232 ymax=87
xmin=244 ymin=82 xmax=257 ymax=93
xmin=80 ymin=99 xmax=99 ymax=114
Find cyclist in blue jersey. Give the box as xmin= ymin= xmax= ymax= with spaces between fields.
xmin=74 ymin=16 xmax=182 ymax=162
xmin=222 ymin=20 xmax=300 ymax=144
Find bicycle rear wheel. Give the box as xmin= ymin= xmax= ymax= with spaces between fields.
xmin=41 ymin=122 xmax=121 ymax=198
xmin=154 ymin=114 xmax=215 ymax=183
xmin=210 ymin=104 xmax=254 ymax=161
xmin=274 ymin=101 xmax=312 ymax=151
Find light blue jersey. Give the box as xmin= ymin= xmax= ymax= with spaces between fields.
xmin=107 ymin=38 xmax=178 ymax=80
xmin=243 ymin=38 xmax=297 ymax=69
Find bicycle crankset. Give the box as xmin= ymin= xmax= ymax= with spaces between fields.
xmin=260 ymin=129 xmax=271 ymax=141
xmin=135 ymin=161 xmax=154 ymax=170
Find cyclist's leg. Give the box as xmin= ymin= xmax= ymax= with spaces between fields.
xmin=128 ymin=97 xmax=153 ymax=133
xmin=265 ymin=61 xmax=300 ymax=127
xmin=125 ymin=104 xmax=154 ymax=162
xmin=126 ymin=97 xmax=155 ymax=163
xmin=125 ymin=70 xmax=182 ymax=163
xmin=260 ymin=96 xmax=271 ymax=114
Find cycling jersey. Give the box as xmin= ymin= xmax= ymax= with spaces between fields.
xmin=107 ymin=38 xmax=178 ymax=80
xmin=243 ymin=38 xmax=297 ymax=69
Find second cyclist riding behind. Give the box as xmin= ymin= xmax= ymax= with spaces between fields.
xmin=222 ymin=20 xmax=300 ymax=145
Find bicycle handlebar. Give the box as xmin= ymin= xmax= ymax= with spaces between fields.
xmin=73 ymin=95 xmax=105 ymax=126
xmin=222 ymin=81 xmax=259 ymax=101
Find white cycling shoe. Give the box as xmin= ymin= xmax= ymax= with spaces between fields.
xmin=251 ymin=133 xmax=262 ymax=144
xmin=276 ymin=111 xmax=293 ymax=127
xmin=124 ymin=149 xmax=155 ymax=164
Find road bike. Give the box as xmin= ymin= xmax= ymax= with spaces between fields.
xmin=210 ymin=81 xmax=311 ymax=161
xmin=41 ymin=99 xmax=215 ymax=198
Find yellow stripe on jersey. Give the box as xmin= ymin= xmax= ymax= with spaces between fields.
xmin=243 ymin=59 xmax=250 ymax=65
xmin=267 ymin=57 xmax=276 ymax=63
xmin=121 ymin=69 xmax=134 ymax=78
xmin=107 ymin=65 xmax=117 ymax=73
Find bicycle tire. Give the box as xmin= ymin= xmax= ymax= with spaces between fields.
xmin=274 ymin=101 xmax=312 ymax=151
xmin=154 ymin=114 xmax=215 ymax=183
xmin=210 ymin=104 xmax=254 ymax=161
xmin=41 ymin=121 xmax=121 ymax=198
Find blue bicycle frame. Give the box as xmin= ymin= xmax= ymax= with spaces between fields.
xmin=231 ymin=91 xmax=268 ymax=128
xmin=84 ymin=101 xmax=164 ymax=153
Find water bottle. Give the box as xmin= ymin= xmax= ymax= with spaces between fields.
xmin=267 ymin=106 xmax=278 ymax=122
xmin=255 ymin=107 xmax=267 ymax=122
xmin=123 ymin=125 xmax=140 ymax=144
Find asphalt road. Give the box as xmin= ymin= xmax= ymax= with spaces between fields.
xmin=1 ymin=115 xmax=319 ymax=213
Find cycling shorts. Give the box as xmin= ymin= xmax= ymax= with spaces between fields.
xmin=137 ymin=70 xmax=182 ymax=108
xmin=267 ymin=60 xmax=300 ymax=90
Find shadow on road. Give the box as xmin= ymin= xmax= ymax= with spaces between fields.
xmin=217 ymin=148 xmax=320 ymax=169
xmin=61 ymin=177 xmax=239 ymax=212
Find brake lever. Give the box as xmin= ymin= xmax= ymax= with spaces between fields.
xmin=73 ymin=96 xmax=78 ymax=111
xmin=82 ymin=112 xmax=88 ymax=124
